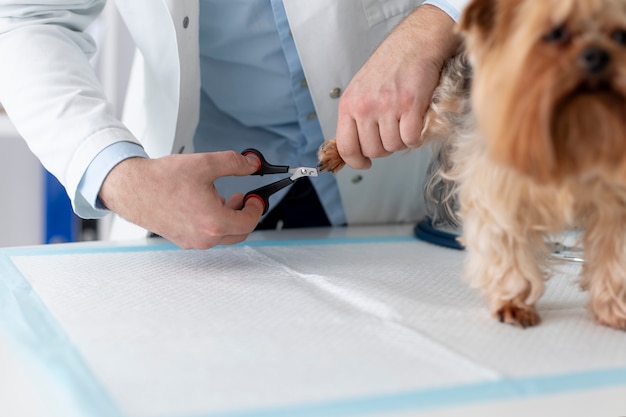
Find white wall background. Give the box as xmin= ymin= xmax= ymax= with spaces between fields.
xmin=0 ymin=115 xmax=43 ymax=247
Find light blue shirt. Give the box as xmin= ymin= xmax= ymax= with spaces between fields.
xmin=191 ymin=0 xmax=346 ymax=225
xmin=77 ymin=0 xmax=459 ymax=226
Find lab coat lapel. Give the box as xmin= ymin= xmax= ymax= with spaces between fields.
xmin=115 ymin=0 xmax=200 ymax=158
xmin=284 ymin=0 xmax=427 ymax=224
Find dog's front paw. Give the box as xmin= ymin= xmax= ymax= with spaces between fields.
xmin=590 ymin=297 xmax=626 ymax=330
xmin=594 ymin=314 xmax=626 ymax=330
xmin=317 ymin=138 xmax=346 ymax=173
xmin=494 ymin=301 xmax=541 ymax=329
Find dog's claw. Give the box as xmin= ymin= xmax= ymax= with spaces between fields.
xmin=317 ymin=138 xmax=346 ymax=173
xmin=495 ymin=302 xmax=541 ymax=329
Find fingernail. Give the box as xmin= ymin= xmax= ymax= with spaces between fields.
xmin=245 ymin=154 xmax=260 ymax=169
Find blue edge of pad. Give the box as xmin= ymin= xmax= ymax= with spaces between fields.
xmin=1 ymin=235 xmax=625 ymax=417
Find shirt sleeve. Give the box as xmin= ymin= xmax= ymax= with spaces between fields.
xmin=76 ymin=142 xmax=149 ymax=217
xmin=422 ymin=0 xmax=470 ymax=21
xmin=0 ymin=1 xmax=141 ymax=218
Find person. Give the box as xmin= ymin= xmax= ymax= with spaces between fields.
xmin=0 ymin=0 xmax=467 ymax=249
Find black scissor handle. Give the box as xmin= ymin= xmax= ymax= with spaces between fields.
xmin=241 ymin=148 xmax=289 ymax=175
xmin=243 ymin=177 xmax=294 ymax=215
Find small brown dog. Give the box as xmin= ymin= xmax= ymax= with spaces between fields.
xmin=318 ymin=0 xmax=626 ymax=329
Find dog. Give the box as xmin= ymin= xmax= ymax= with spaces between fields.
xmin=318 ymin=0 xmax=626 ymax=330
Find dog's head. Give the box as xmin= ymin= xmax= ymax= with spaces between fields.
xmin=459 ymin=0 xmax=626 ymax=183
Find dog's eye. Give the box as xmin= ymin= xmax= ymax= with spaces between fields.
xmin=543 ymin=25 xmax=569 ymax=44
xmin=611 ymin=29 xmax=626 ymax=45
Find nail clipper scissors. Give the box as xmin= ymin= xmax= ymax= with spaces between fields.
xmin=241 ymin=148 xmax=319 ymax=215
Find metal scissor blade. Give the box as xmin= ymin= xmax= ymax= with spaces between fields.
xmin=549 ymin=241 xmax=584 ymax=263
xmin=289 ymin=167 xmax=319 ymax=181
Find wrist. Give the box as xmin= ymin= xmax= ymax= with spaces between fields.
xmin=99 ymin=156 xmax=148 ymax=213
xmin=80 ymin=142 xmax=148 ymax=212
xmin=400 ymin=4 xmax=462 ymax=67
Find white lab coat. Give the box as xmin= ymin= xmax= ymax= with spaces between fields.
xmin=0 ymin=0 xmax=468 ymax=237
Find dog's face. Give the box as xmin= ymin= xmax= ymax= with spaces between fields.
xmin=459 ymin=0 xmax=626 ymax=183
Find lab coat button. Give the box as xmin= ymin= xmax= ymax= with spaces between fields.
xmin=183 ymin=16 xmax=189 ymax=29
xmin=352 ymin=175 xmax=363 ymax=184
xmin=329 ymin=87 xmax=342 ymax=99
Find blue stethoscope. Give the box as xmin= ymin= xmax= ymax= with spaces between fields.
xmin=414 ymin=217 xmax=464 ymax=250
xmin=414 ymin=216 xmax=584 ymax=262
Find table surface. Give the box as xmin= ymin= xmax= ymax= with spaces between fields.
xmin=0 ymin=226 xmax=626 ymax=417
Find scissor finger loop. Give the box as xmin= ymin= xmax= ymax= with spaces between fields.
xmin=240 ymin=148 xmax=319 ymax=215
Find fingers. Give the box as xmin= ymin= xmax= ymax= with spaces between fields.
xmin=215 ymin=196 xmax=264 ymax=247
xmin=177 ymin=195 xmax=263 ymax=250
xmin=358 ymin=121 xmax=392 ymax=158
xmin=334 ymin=78 xmax=427 ymax=170
xmin=335 ymin=113 xmax=419 ymax=170
xmin=399 ymin=107 xmax=425 ymax=149
xmin=217 ymin=234 xmax=251 ymax=246
xmin=335 ymin=115 xmax=372 ymax=170
xmin=225 ymin=192 xmax=265 ymax=224
xmin=214 ymin=192 xmax=264 ymax=238
xmin=207 ymin=150 xmax=261 ymax=179
xmin=378 ymin=115 xmax=406 ymax=152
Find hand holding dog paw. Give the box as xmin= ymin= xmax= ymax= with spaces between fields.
xmin=334 ymin=5 xmax=460 ymax=170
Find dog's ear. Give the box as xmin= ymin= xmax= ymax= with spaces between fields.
xmin=458 ymin=0 xmax=498 ymax=38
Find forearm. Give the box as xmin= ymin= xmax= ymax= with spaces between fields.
xmin=395 ymin=4 xmax=462 ymax=69
xmin=0 ymin=1 xmax=139 ymax=215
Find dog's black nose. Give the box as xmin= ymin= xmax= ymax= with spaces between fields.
xmin=579 ymin=47 xmax=611 ymax=74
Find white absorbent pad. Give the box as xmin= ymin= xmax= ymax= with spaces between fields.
xmin=1 ymin=233 xmax=625 ymax=417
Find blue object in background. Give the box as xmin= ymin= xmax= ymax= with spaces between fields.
xmin=414 ymin=217 xmax=464 ymax=250
xmin=44 ymin=170 xmax=79 ymax=244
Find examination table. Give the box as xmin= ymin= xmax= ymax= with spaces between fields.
xmin=0 ymin=225 xmax=624 ymax=417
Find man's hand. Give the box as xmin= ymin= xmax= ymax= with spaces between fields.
xmin=99 ymin=151 xmax=264 ymax=249
xmin=335 ymin=5 xmax=461 ymax=169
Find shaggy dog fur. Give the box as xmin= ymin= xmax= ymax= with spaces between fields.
xmin=318 ymin=0 xmax=626 ymax=329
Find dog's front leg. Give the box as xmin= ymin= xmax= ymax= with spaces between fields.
xmin=582 ymin=219 xmax=626 ymax=330
xmin=461 ymin=213 xmax=548 ymax=328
